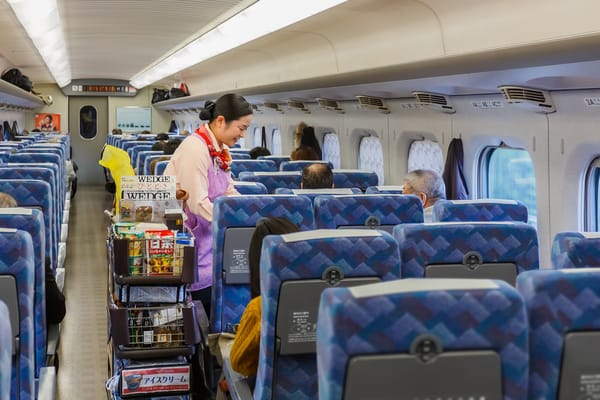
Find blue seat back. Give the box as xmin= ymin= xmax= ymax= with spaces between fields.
xmin=230 ymin=159 xmax=277 ymax=179
xmin=314 ymin=194 xmax=423 ymax=231
xmin=0 ymin=179 xmax=55 ymax=269
xmin=238 ymin=171 xmax=301 ymax=194
xmin=517 ymin=268 xmax=600 ymax=399
xmin=279 ymin=160 xmax=333 ymax=172
xmin=8 ymin=153 xmax=64 ymax=211
xmin=257 ymin=155 xmax=290 ymax=169
xmin=143 ymin=154 xmax=170 ymax=175
xmin=332 ymin=169 xmax=379 ymax=191
xmin=230 ymin=152 xmax=251 ymax=160
xmin=0 ymin=208 xmax=47 ymax=377
xmin=274 ymin=188 xmax=362 ymax=204
xmin=0 ymin=301 xmax=11 ymax=400
xmin=0 ymin=167 xmax=60 ymax=252
xmin=394 ymin=222 xmax=539 ymax=282
xmin=256 ymin=229 xmax=401 ymax=399
xmin=365 ymin=185 xmax=404 ymax=194
xmin=551 ymin=231 xmax=600 ymax=269
xmin=318 ymin=279 xmax=529 ymax=400
xmin=432 ymin=199 xmax=529 ymax=223
xmin=0 ymin=209 xmax=45 ymax=378
xmin=137 ymin=150 xmax=163 ymax=174
xmin=0 ymin=229 xmax=35 ymax=399
xmin=232 ymin=181 xmax=268 ymax=195
xmin=211 ymin=195 xmax=315 ymax=333
xmin=129 ymin=144 xmax=154 ymax=170
xmin=155 ymin=160 xmax=169 ymax=175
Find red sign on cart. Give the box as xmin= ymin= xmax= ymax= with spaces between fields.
xmin=121 ymin=365 xmax=190 ymax=396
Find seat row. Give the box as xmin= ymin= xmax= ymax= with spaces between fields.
xmin=0 ymin=134 xmax=71 ymax=399
xmin=220 ymin=227 xmax=600 ymax=400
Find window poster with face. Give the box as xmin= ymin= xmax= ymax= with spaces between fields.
xmin=34 ymin=113 xmax=61 ymax=132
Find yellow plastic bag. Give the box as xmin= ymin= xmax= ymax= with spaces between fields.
xmin=98 ymin=145 xmax=135 ymax=210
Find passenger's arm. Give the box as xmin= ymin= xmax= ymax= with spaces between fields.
xmin=229 ymin=300 xmax=261 ymax=377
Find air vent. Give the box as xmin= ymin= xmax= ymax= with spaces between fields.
xmin=356 ymin=95 xmax=390 ymax=114
xmin=251 ymin=104 xmax=263 ymax=114
xmin=412 ymin=91 xmax=455 ymax=114
xmin=287 ymin=100 xmax=310 ymax=113
xmin=263 ymin=102 xmax=283 ymax=113
xmin=316 ymin=98 xmax=344 ymax=113
xmin=498 ymin=86 xmax=555 ymax=113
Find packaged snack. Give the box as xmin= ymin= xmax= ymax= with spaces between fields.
xmin=120 ymin=200 xmax=135 ymax=222
xmin=144 ymin=230 xmax=175 ymax=275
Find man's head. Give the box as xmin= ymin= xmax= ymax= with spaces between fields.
xmin=403 ymin=169 xmax=446 ymax=208
xmin=0 ymin=193 xmax=17 ymax=208
xmin=301 ymin=163 xmax=334 ymax=189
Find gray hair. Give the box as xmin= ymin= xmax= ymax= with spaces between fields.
xmin=404 ymin=169 xmax=446 ymax=201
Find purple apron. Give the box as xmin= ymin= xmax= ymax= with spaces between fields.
xmin=184 ymin=132 xmax=231 ymax=291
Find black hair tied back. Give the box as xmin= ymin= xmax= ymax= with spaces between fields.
xmin=199 ymin=100 xmax=216 ymax=121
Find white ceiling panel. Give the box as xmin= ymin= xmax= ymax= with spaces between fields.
xmin=0 ymin=0 xmax=246 ymax=85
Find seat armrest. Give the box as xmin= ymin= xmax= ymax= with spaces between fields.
xmin=37 ymin=366 xmax=56 ymax=400
xmin=222 ymin=356 xmax=254 ymax=400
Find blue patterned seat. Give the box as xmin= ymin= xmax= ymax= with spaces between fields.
xmin=0 ymin=167 xmax=60 ymax=253
xmin=0 ymin=209 xmax=45 ymax=378
xmin=551 ymin=231 xmax=600 ymax=269
xmin=0 ymin=179 xmax=55 ymax=270
xmin=257 ymin=155 xmax=290 ymax=169
xmin=129 ymin=144 xmax=154 ymax=170
xmin=136 ymin=150 xmax=163 ymax=174
xmin=314 ymin=194 xmax=423 ymax=233
xmin=318 ymin=278 xmax=529 ymax=400
xmin=394 ymin=222 xmax=539 ymax=285
xmin=232 ymin=181 xmax=268 ymax=195
xmin=365 ymin=185 xmax=404 ymax=194
xmin=122 ymin=140 xmax=153 ymax=155
xmin=230 ymin=152 xmax=251 ymax=160
xmin=238 ymin=171 xmax=301 ymax=194
xmin=517 ymin=268 xmax=600 ymax=399
xmin=332 ymin=169 xmax=379 ymax=191
xmin=254 ymin=229 xmax=401 ymax=399
xmin=143 ymin=154 xmax=170 ymax=175
xmin=211 ymin=194 xmax=315 ymax=333
xmin=0 ymin=229 xmax=35 ymax=399
xmin=432 ymin=199 xmax=529 ymax=223
xmin=230 ymin=159 xmax=277 ymax=179
xmin=274 ymin=188 xmax=362 ymax=204
xmin=9 ymin=153 xmax=64 ymax=212
xmin=0 ymin=301 xmax=11 ymax=400
xmin=279 ymin=160 xmax=333 ymax=172
xmin=155 ymin=160 xmax=169 ymax=175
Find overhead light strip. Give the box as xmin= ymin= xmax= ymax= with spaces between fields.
xmin=7 ymin=0 xmax=72 ymax=88
xmin=129 ymin=0 xmax=347 ymax=89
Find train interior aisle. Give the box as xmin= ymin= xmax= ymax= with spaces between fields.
xmin=58 ymin=184 xmax=111 ymax=400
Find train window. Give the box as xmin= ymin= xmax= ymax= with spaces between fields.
xmin=584 ymin=157 xmax=600 ymax=231
xmin=272 ymin=128 xmax=282 ymax=155
xmin=358 ymin=136 xmax=384 ymax=184
xmin=407 ymin=139 xmax=443 ymax=175
xmin=323 ymin=132 xmax=341 ymax=169
xmin=480 ymin=146 xmax=537 ymax=226
xmin=253 ymin=127 xmax=262 ymax=148
xmin=79 ymin=105 xmax=97 ymax=139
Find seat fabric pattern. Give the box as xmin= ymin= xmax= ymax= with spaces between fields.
xmin=232 ymin=182 xmax=268 ymax=195
xmin=318 ymin=280 xmax=528 ymax=400
xmin=314 ymin=194 xmax=424 ymax=229
xmin=332 ymin=170 xmax=378 ymax=191
xmin=551 ymin=232 xmax=600 ymax=269
xmin=394 ymin=222 xmax=539 ymax=278
xmin=255 ymin=231 xmax=401 ymax=400
xmin=0 ymin=301 xmax=11 ymax=400
xmin=432 ymin=199 xmax=528 ymax=223
xmin=517 ymin=269 xmax=600 ymax=399
xmin=211 ymin=195 xmax=315 ymax=333
xmin=238 ymin=172 xmax=301 ymax=194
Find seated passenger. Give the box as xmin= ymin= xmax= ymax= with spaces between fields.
xmin=402 ymin=169 xmax=446 ymax=222
xmin=153 ymin=138 xmax=182 ymax=174
xmin=249 ymin=146 xmax=271 ymax=159
xmin=229 ymin=217 xmax=300 ymax=379
xmin=0 ymin=193 xmax=66 ymax=324
xmin=300 ymin=126 xmax=322 ymax=159
xmin=290 ymin=145 xmax=320 ymax=161
xmin=301 ymin=163 xmax=334 ymax=189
